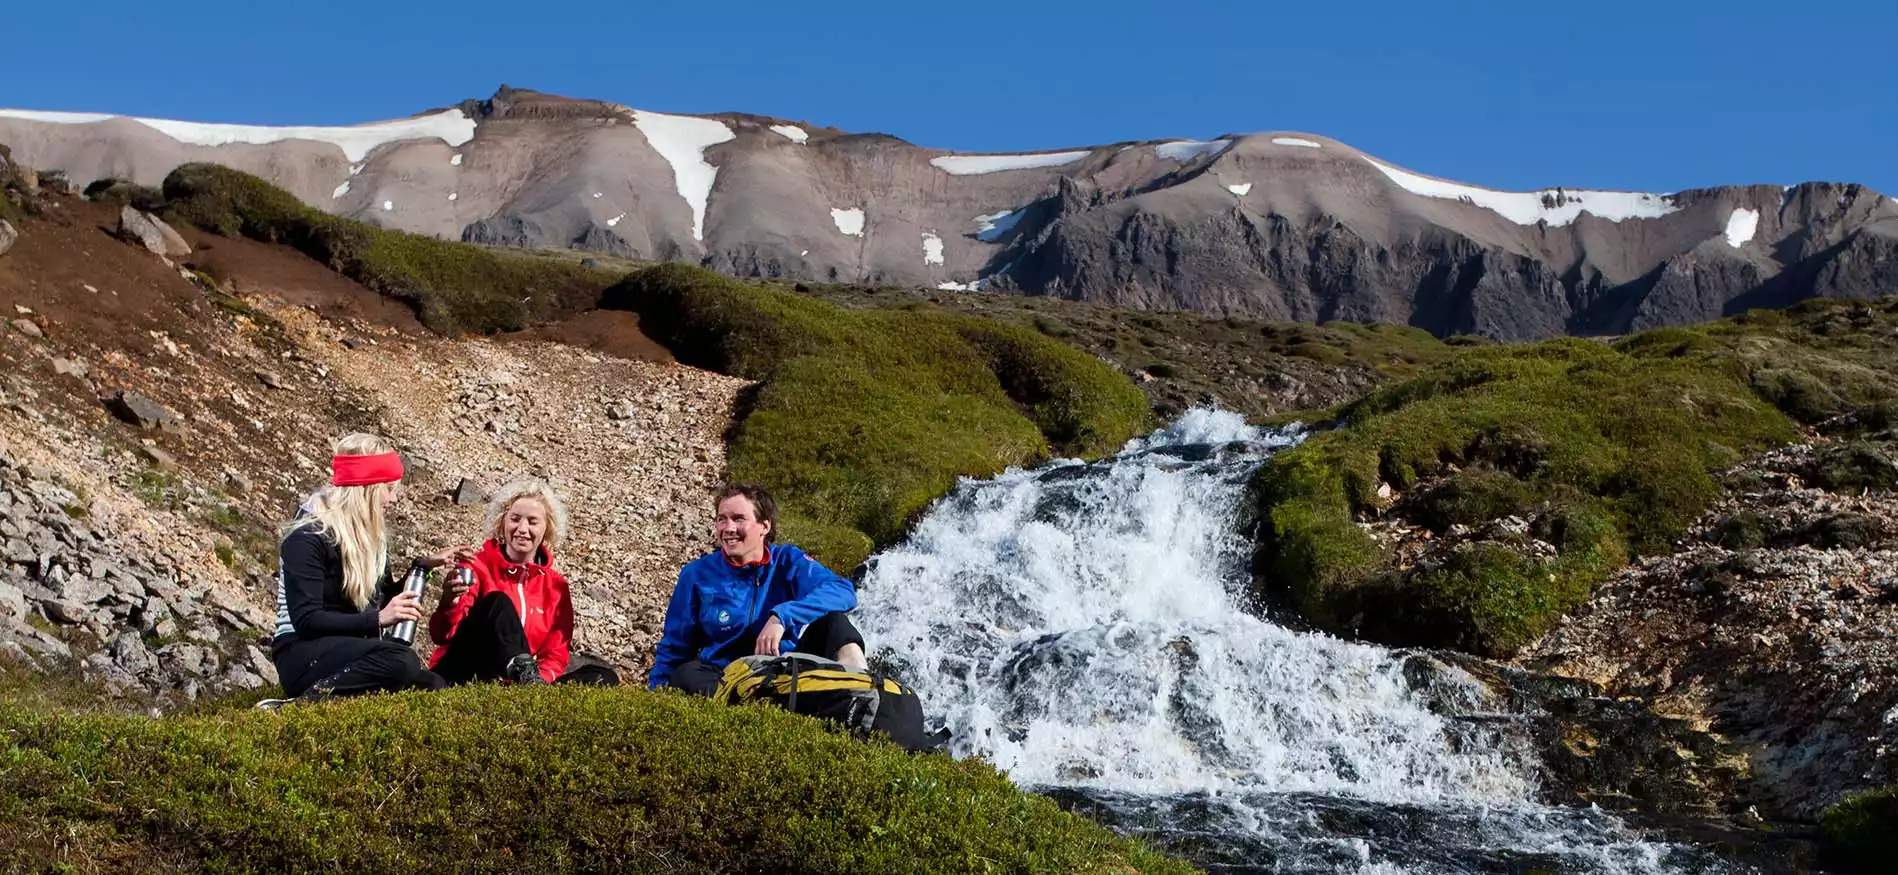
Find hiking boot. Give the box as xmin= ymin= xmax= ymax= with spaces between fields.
xmin=505 ymin=653 xmax=546 ymax=686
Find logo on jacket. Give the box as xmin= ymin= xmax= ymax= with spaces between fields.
xmin=717 ymin=610 xmax=731 ymax=624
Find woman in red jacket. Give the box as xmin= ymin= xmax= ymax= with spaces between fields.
xmin=427 ymin=478 xmax=618 ymax=686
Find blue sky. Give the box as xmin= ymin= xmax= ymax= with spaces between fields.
xmin=2 ymin=0 xmax=1892 ymax=194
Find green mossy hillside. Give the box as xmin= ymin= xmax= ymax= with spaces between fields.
xmin=1255 ymin=297 xmax=1898 ymax=658
xmin=0 ymin=686 xmax=1194 ymax=874
xmin=160 ymin=164 xmax=621 ymax=334
xmin=605 ymin=264 xmax=1154 ymax=570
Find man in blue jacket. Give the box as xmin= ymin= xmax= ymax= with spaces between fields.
xmin=650 ymin=483 xmax=865 ymax=694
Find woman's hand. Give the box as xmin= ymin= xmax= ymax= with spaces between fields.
xmin=424 ymin=544 xmax=479 ymax=569
xmin=755 ymin=615 xmax=786 ymax=656
xmin=439 ymin=568 xmax=474 ymax=606
xmin=378 ymin=591 xmax=425 ymax=628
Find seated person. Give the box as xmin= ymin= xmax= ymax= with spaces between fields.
xmin=650 ymin=483 xmax=865 ymax=695
xmin=427 ymin=478 xmax=619 ymax=686
xmin=259 ymin=433 xmax=475 ymax=710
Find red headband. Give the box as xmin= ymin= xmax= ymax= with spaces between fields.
xmin=331 ymin=452 xmax=404 ymax=487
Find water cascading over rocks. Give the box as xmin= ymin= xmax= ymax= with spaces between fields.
xmin=854 ymin=409 xmax=1746 ymax=874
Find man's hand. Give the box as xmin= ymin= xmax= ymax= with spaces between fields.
xmin=754 ymin=615 xmax=786 ymax=656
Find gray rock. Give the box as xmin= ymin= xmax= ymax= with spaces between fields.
xmin=3 ymin=536 xmax=32 ymax=564
xmin=53 ymin=575 xmax=112 ymax=606
xmin=110 ymin=631 xmax=157 ymax=676
xmin=40 ymin=599 xmax=87 ymax=625
xmin=116 ymin=206 xmax=190 ymax=257
xmin=138 ymin=445 xmax=177 ymax=470
xmin=51 ymin=357 xmax=88 ymax=378
xmin=0 ymin=220 xmax=15 ymax=259
xmin=9 ymin=318 xmax=41 ymax=339
xmin=224 ymin=471 xmax=254 ymax=495
xmin=0 ymin=640 xmax=35 ymax=668
xmin=341 ymin=335 xmax=369 ymax=350
xmin=157 ymin=642 xmax=219 ymax=678
xmin=104 ymin=389 xmax=180 ymax=431
xmin=148 ymin=213 xmax=191 ymax=257
xmin=607 ymin=401 xmax=638 ymax=421
xmin=0 ymin=579 xmax=24 ymax=617
xmin=255 ymin=369 xmax=287 ymax=390
xmin=247 ymin=645 xmax=279 ymax=686
xmin=453 ymin=478 xmax=486 ymax=506
xmin=186 ymin=623 xmax=221 ymax=645
xmin=6 ymin=617 xmax=70 ymax=659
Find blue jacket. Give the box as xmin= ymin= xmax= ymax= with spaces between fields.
xmin=649 ymin=544 xmax=857 ymax=689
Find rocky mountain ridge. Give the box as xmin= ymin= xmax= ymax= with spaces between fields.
xmin=4 ymin=86 xmax=1894 ymax=340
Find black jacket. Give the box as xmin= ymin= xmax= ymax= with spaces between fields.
xmin=271 ymin=524 xmax=400 ymax=652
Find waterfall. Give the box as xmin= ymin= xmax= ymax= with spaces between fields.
xmin=854 ymin=409 xmax=1746 ymax=875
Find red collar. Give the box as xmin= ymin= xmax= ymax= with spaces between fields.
xmin=480 ymin=538 xmax=553 ymax=570
xmin=723 ymin=546 xmax=772 ymax=569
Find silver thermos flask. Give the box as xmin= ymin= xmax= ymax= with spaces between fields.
xmin=386 ymin=560 xmax=430 ymax=646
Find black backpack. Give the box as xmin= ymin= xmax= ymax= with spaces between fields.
xmin=713 ymin=652 xmax=948 ymax=753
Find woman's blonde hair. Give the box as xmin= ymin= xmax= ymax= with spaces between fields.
xmin=281 ymin=433 xmax=398 ymax=609
xmin=483 ymin=477 xmax=568 ymax=556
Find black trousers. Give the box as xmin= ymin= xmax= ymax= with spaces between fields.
xmin=435 ymin=592 xmax=622 ymax=687
xmin=275 ymin=635 xmax=445 ymax=698
xmin=668 ymin=611 xmax=864 ymax=696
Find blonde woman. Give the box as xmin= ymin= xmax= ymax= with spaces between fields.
xmin=426 ymin=478 xmax=619 ymax=686
xmin=258 ymin=434 xmax=475 ymax=709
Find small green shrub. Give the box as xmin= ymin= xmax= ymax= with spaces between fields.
xmin=0 ymin=687 xmax=1193 ymax=874
xmin=1803 ymin=442 xmax=1898 ymax=493
xmin=160 ymin=164 xmax=621 ymax=334
xmin=1711 ymin=511 xmax=1768 ymax=549
xmin=1821 ymin=788 xmax=1898 ymax=875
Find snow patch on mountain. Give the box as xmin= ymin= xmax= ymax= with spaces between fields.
xmin=975 ymin=208 xmax=1026 ymax=242
xmin=1227 ymin=183 xmax=1253 ymax=196
xmin=922 ymin=232 xmax=945 ymax=265
xmin=1272 ymin=137 xmax=1322 ymax=149
xmin=1724 ymin=208 xmax=1760 ymax=247
xmin=608 ymin=213 xmax=626 ymax=228
xmin=1156 ymin=139 xmax=1231 ymax=162
xmin=331 ymin=181 xmax=350 ymax=199
xmin=1363 ymin=157 xmax=1678 ymax=227
xmin=931 ymin=150 xmax=1090 ymax=175
xmin=451 ymin=153 xmax=463 ymax=166
xmin=381 ymin=200 xmax=393 ymax=211
xmin=831 ymin=208 xmax=865 ymax=236
xmin=0 ymin=108 xmax=477 ymax=163
xmin=632 ymin=110 xmax=736 ymax=242
xmin=770 ymin=124 xmax=809 ymax=144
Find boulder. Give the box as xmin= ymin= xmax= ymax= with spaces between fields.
xmin=104 ymin=389 xmax=180 ymax=431
xmin=453 ymin=478 xmax=486 ymax=506
xmin=0 ymin=220 xmax=16 ymax=259
xmin=117 ymin=207 xmax=188 ymax=257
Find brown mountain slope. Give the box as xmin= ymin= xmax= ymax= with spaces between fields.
xmin=4 ymin=86 xmax=1895 ymax=340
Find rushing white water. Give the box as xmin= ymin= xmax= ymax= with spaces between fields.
xmin=854 ymin=409 xmax=1747 ymax=875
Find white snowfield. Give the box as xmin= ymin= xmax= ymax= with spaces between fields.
xmin=451 ymin=153 xmax=463 ymax=166
xmin=1724 ymin=207 xmax=1760 ymax=247
xmin=1272 ymin=137 xmax=1322 ymax=149
xmin=1156 ymin=139 xmax=1231 ymax=162
xmin=769 ymin=124 xmax=809 ymax=144
xmin=937 ymin=280 xmax=985 ymax=291
xmin=930 ymin=150 xmax=1091 ymax=175
xmin=607 ymin=212 xmax=626 ymax=227
xmin=975 ymin=208 xmax=1025 ymax=242
xmin=331 ymin=181 xmax=351 ymax=199
xmin=922 ymin=232 xmax=945 ymax=265
xmin=831 ymin=207 xmax=865 ymax=236
xmin=1227 ymin=183 xmax=1253 ymax=196
xmin=1363 ymin=157 xmax=1678 ymax=227
xmin=0 ymin=108 xmax=476 ymax=163
xmin=381 ymin=200 xmax=393 ymax=211
xmin=632 ymin=110 xmax=736 ymax=242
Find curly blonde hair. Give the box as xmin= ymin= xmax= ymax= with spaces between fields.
xmin=483 ymin=478 xmax=569 ymax=554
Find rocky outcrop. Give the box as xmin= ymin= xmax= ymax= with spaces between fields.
xmin=0 ymin=447 xmax=277 ymax=703
xmin=1520 ymin=440 xmax=1898 ymax=820
xmin=4 ymin=88 xmax=1894 ymax=340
